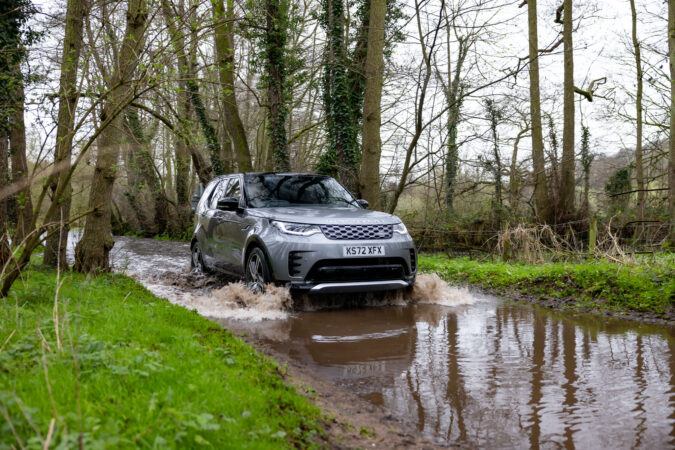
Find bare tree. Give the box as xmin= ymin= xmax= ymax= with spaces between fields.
xmin=74 ymin=0 xmax=149 ymax=272
xmin=9 ymin=69 xmax=33 ymax=243
xmin=43 ymin=0 xmax=85 ymax=268
xmin=522 ymin=0 xmax=551 ymax=222
xmin=630 ymin=0 xmax=646 ymax=224
xmin=560 ymin=0 xmax=576 ymax=220
xmin=212 ymin=0 xmax=252 ymax=171
xmin=670 ymin=0 xmax=675 ymax=245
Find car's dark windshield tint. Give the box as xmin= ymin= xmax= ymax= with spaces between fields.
xmin=244 ymin=174 xmax=358 ymax=208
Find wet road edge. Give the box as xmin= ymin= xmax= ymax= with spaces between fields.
xmin=463 ymin=283 xmax=674 ymax=326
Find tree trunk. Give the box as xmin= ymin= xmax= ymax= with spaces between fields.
xmin=560 ymin=0 xmax=576 ymax=220
xmin=669 ymin=0 xmax=674 ymax=245
xmin=358 ymin=0 xmax=386 ymax=210
xmin=265 ymin=0 xmax=290 ymax=171
xmin=9 ymin=74 xmax=33 ymax=244
xmin=123 ymin=145 xmax=154 ymax=234
xmin=74 ymin=0 xmax=147 ymax=273
xmin=580 ymin=125 xmax=593 ymax=215
xmin=43 ymin=0 xmax=84 ymax=268
xmin=212 ymin=0 xmax=251 ymax=171
xmin=316 ymin=0 xmax=360 ymax=192
xmin=509 ymin=126 xmax=529 ymax=215
xmin=486 ymin=99 xmax=503 ymax=226
xmin=527 ymin=0 xmax=551 ymax=222
xmin=630 ymin=0 xmax=645 ymax=226
xmin=175 ymin=81 xmax=193 ymax=235
xmin=0 ymin=135 xmax=9 ymax=265
xmin=444 ymin=26 xmax=468 ymax=214
xmin=125 ymin=108 xmax=168 ymax=235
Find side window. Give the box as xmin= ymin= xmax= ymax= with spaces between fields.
xmin=225 ymin=178 xmax=241 ymax=201
xmin=197 ymin=180 xmax=219 ymax=212
xmin=209 ymin=178 xmax=230 ymax=209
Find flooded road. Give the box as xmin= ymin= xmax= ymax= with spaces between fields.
xmin=70 ymin=235 xmax=675 ymax=448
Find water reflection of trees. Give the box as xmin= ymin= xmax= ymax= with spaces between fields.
xmin=380 ymin=303 xmax=675 ymax=448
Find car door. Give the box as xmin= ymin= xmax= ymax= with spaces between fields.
xmin=204 ymin=177 xmax=233 ymax=271
xmin=221 ymin=176 xmax=255 ymax=276
xmin=208 ymin=176 xmax=247 ymax=274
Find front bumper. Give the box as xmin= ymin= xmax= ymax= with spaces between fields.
xmin=290 ymin=279 xmax=412 ymax=294
xmin=259 ymin=226 xmax=416 ymax=292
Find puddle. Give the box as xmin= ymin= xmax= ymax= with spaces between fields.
xmin=220 ymin=303 xmax=675 ymax=449
xmin=66 ymin=233 xmax=675 ymax=448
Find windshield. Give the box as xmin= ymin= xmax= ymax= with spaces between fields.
xmin=244 ymin=174 xmax=359 ymax=208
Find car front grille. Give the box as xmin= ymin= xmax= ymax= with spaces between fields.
xmin=320 ymin=224 xmax=393 ymax=240
xmin=306 ymin=257 xmax=408 ymax=283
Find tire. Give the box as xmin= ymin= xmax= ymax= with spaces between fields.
xmin=191 ymin=241 xmax=208 ymax=273
xmin=245 ymin=247 xmax=272 ymax=294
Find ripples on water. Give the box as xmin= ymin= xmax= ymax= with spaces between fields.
xmin=68 ymin=234 xmax=675 ymax=448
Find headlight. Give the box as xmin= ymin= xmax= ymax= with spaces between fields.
xmin=393 ymin=222 xmax=409 ymax=235
xmin=272 ymin=220 xmax=322 ymax=236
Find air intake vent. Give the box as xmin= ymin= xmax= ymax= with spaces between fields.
xmin=409 ymin=249 xmax=417 ymax=272
xmin=288 ymin=251 xmax=303 ymax=276
xmin=321 ymin=224 xmax=393 ymax=240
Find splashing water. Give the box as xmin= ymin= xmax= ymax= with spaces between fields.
xmin=177 ymin=282 xmax=292 ymax=322
xmin=66 ymin=234 xmax=477 ymax=322
xmin=152 ymin=272 xmax=476 ymax=322
xmin=407 ymin=273 xmax=475 ymax=306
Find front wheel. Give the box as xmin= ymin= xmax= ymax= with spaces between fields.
xmin=191 ymin=242 xmax=208 ymax=273
xmin=245 ymin=247 xmax=271 ymax=294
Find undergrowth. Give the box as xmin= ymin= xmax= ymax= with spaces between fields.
xmin=0 ymin=267 xmax=324 ymax=448
xmin=419 ymin=255 xmax=674 ymax=315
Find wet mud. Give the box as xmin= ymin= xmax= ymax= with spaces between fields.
xmin=67 ymin=234 xmax=675 ymax=448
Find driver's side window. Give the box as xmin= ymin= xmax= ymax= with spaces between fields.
xmin=209 ymin=178 xmax=230 ymax=209
xmin=224 ymin=178 xmax=241 ymax=202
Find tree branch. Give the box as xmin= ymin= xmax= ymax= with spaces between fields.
xmin=555 ymin=4 xmax=564 ymax=24
xmin=574 ymin=77 xmax=607 ymax=102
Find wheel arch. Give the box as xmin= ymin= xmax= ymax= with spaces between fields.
xmin=243 ymin=237 xmax=276 ymax=281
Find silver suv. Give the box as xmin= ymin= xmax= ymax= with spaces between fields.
xmin=191 ymin=173 xmax=417 ymax=293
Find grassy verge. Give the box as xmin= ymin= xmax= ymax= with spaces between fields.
xmin=419 ymin=255 xmax=675 ymax=316
xmin=0 ymin=267 xmax=324 ymax=448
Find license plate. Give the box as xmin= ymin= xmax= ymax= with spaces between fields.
xmin=343 ymin=245 xmax=385 ymax=257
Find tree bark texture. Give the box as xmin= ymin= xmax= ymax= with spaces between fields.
xmin=124 ymin=107 xmax=168 ymax=235
xmin=265 ymin=0 xmax=290 ymax=171
xmin=9 ymin=74 xmax=33 ymax=244
xmin=212 ymin=0 xmax=251 ymax=171
xmin=527 ymin=0 xmax=551 ymax=222
xmin=123 ymin=145 xmax=155 ymax=233
xmin=43 ymin=0 xmax=84 ymax=268
xmin=560 ymin=0 xmax=576 ymax=220
xmin=0 ymin=135 xmax=9 ymax=265
xmin=316 ymin=0 xmax=360 ymax=192
xmin=358 ymin=0 xmax=386 ymax=210
xmin=74 ymin=0 xmax=147 ymax=273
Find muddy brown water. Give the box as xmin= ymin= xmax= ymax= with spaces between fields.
xmin=69 ymin=234 xmax=675 ymax=448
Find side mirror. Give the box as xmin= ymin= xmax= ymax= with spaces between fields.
xmin=357 ymin=199 xmax=369 ymax=209
xmin=217 ymin=197 xmax=240 ymax=211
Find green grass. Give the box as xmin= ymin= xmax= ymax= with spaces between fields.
xmin=0 ymin=267 xmax=324 ymax=449
xmin=419 ymin=255 xmax=675 ymax=315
